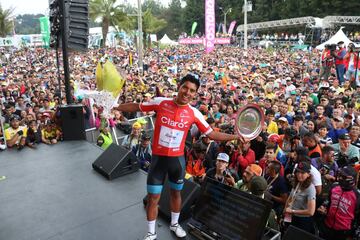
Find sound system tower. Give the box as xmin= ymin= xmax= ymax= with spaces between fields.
xmin=143 ymin=178 xmax=201 ymax=223
xmin=59 ymin=105 xmax=86 ymax=141
xmin=92 ymin=143 xmax=140 ymax=180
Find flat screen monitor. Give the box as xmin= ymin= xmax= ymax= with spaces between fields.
xmin=192 ymin=177 xmax=272 ymax=240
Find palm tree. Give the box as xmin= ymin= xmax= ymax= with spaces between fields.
xmin=89 ymin=0 xmax=133 ymax=47
xmin=142 ymin=9 xmax=167 ymax=48
xmin=0 ymin=4 xmax=14 ymax=37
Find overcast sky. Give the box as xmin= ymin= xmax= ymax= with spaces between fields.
xmin=0 ymin=0 xmax=176 ymax=16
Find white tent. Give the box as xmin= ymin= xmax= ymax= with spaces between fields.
xmin=159 ymin=34 xmax=178 ymax=45
xmin=316 ymin=28 xmax=359 ymax=50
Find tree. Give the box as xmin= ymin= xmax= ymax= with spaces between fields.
xmin=89 ymin=0 xmax=131 ymax=47
xmin=142 ymin=8 xmax=167 ymax=48
xmin=0 ymin=4 xmax=14 ymax=37
xmin=160 ymin=0 xmax=184 ymax=39
xmin=15 ymin=14 xmax=44 ymax=35
xmin=183 ymin=0 xmax=204 ymax=36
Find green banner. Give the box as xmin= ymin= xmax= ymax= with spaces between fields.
xmin=191 ymin=22 xmax=198 ymax=36
xmin=39 ymin=17 xmax=50 ymax=48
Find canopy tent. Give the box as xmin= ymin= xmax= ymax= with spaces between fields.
xmin=316 ymin=28 xmax=359 ymax=50
xmin=159 ymin=34 xmax=178 ymax=45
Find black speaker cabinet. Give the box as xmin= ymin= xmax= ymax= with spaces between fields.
xmin=283 ymin=225 xmax=323 ymax=240
xmin=92 ymin=143 xmax=140 ymax=180
xmin=59 ymin=105 xmax=86 ymax=141
xmin=143 ymin=178 xmax=201 ymax=223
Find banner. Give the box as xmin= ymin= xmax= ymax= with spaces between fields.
xmin=179 ymin=38 xmax=230 ymax=45
xmin=228 ymin=21 xmax=237 ymax=36
xmin=39 ymin=17 xmax=50 ymax=48
xmin=191 ymin=22 xmax=198 ymax=36
xmin=205 ymin=0 xmax=215 ymax=53
xmin=0 ymin=37 xmax=14 ymax=47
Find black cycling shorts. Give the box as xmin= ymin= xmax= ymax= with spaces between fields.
xmin=146 ymin=155 xmax=185 ymax=194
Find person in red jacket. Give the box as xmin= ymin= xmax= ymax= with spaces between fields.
xmin=332 ymin=41 xmax=347 ymax=85
xmin=317 ymin=166 xmax=360 ymax=240
xmin=258 ymin=143 xmax=285 ymax=177
xmin=345 ymin=43 xmax=360 ymax=86
xmin=230 ymin=140 xmax=255 ymax=175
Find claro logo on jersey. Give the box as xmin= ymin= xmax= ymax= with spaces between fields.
xmin=161 ymin=116 xmax=189 ymax=129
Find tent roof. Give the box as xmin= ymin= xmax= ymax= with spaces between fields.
xmin=159 ymin=34 xmax=178 ymax=45
xmin=316 ymin=28 xmax=359 ymax=50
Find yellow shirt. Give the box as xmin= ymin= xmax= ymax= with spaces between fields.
xmin=267 ymin=121 xmax=278 ymax=134
xmin=5 ymin=126 xmax=28 ymax=143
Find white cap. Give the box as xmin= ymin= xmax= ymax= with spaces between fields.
xmin=217 ymin=153 xmax=230 ymax=162
xmin=278 ymin=117 xmax=288 ymax=123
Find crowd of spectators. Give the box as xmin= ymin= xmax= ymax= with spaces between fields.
xmin=1 ymin=41 xmax=360 ymax=239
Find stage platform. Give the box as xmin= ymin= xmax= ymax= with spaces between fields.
xmin=0 ymin=141 xmax=188 ymax=240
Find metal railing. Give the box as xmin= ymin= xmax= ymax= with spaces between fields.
xmin=85 ymin=115 xmax=155 ymax=146
xmin=0 ymin=108 xmax=7 ymax=149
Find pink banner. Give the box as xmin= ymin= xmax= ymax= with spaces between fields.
xmin=215 ymin=38 xmax=231 ymax=44
xmin=205 ymin=0 xmax=215 ymax=53
xmin=228 ymin=21 xmax=237 ymax=36
xmin=179 ymin=38 xmax=230 ymax=45
xmin=179 ymin=38 xmax=204 ymax=44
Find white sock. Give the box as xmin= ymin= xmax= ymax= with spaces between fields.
xmin=148 ymin=220 xmax=156 ymax=234
xmin=171 ymin=212 xmax=180 ymax=226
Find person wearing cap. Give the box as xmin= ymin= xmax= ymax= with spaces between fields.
xmin=234 ymin=163 xmax=263 ymax=192
xmin=121 ymin=121 xmax=142 ymax=150
xmin=96 ymin=126 xmax=113 ymax=150
xmin=4 ymin=115 xmax=27 ymax=149
xmin=284 ymin=161 xmax=316 ymax=233
xmin=249 ymin=175 xmax=280 ymax=231
xmin=293 ymin=115 xmax=309 ymax=138
xmin=205 ymin=153 xmax=237 ymax=186
xmin=132 ymin=133 xmax=152 ymax=172
xmin=285 ymin=146 xmax=323 ymax=196
xmin=332 ymin=41 xmax=347 ymax=85
xmin=41 ymin=121 xmax=61 ymax=145
xmin=317 ymin=166 xmax=360 ymax=240
xmin=332 ymin=133 xmax=360 ymax=168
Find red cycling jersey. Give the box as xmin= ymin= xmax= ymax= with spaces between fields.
xmin=139 ymin=97 xmax=212 ymax=157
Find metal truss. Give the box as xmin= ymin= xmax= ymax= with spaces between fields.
xmin=236 ymin=16 xmax=316 ymax=32
xmin=236 ymin=16 xmax=360 ymax=32
xmin=323 ymin=16 xmax=360 ymax=28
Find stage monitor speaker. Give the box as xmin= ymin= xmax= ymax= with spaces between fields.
xmin=283 ymin=225 xmax=323 ymax=240
xmin=59 ymin=105 xmax=86 ymax=141
xmin=143 ymin=178 xmax=201 ymax=223
xmin=92 ymin=143 xmax=140 ymax=180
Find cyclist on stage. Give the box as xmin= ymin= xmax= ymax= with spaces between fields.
xmin=115 ymin=73 xmax=243 ymax=240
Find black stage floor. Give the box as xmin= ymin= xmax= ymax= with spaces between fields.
xmin=0 ymin=141 xmax=187 ymax=240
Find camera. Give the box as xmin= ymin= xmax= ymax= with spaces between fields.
xmin=328 ymin=44 xmax=337 ymax=52
xmin=223 ymin=169 xmax=231 ymax=177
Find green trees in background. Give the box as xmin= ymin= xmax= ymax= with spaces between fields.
xmin=0 ymin=4 xmax=13 ymax=37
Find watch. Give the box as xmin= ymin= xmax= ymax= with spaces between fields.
xmin=291 ymin=209 xmax=295 ymax=214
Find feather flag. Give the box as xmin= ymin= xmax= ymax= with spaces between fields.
xmin=191 ymin=22 xmax=198 ymax=36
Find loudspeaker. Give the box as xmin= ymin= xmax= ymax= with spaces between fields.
xmin=65 ymin=0 xmax=89 ymax=52
xmin=92 ymin=143 xmax=140 ymax=180
xmin=59 ymin=105 xmax=86 ymax=141
xmin=143 ymin=178 xmax=201 ymax=223
xmin=283 ymin=225 xmax=323 ymax=240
